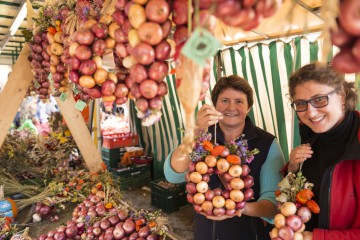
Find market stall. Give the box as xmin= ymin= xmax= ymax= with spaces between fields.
xmin=0 ymin=0 xmax=360 ymax=239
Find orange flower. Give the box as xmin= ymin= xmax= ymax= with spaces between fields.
xmin=47 ymin=26 xmax=56 ymax=34
xmin=203 ymin=140 xmax=214 ymax=151
xmin=105 ymin=202 xmax=113 ymax=209
xmin=78 ymin=179 xmax=84 ymax=185
xmin=96 ymin=182 xmax=103 ymax=190
xmin=211 ymin=145 xmax=225 ymax=157
xmin=101 ymin=162 xmax=107 ymax=170
xmin=91 ymin=187 xmax=97 ymax=194
xmin=65 ymin=187 xmax=70 ymax=192
xmin=275 ymin=190 xmax=281 ymax=197
xmin=226 ymin=154 xmax=240 ymax=165
xmin=76 ymin=185 xmax=82 ymax=190
xmin=4 ymin=217 xmax=12 ymax=225
xmin=296 ymin=189 xmax=314 ymax=204
xmin=148 ymin=221 xmax=156 ymax=228
xmin=169 ymin=68 xmax=176 ymax=74
xmin=307 ymin=199 xmax=320 ymax=214
xmin=90 ymin=172 xmax=99 ymax=180
xmin=136 ymin=218 xmax=146 ymax=226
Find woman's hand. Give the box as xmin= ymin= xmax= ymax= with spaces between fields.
xmin=202 ymin=209 xmax=243 ymax=221
xmin=195 ymin=104 xmax=223 ymax=134
xmin=288 ymin=144 xmax=313 ymax=173
xmin=303 ymin=231 xmax=313 ymax=240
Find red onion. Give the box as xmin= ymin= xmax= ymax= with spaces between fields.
xmin=87 ymin=226 xmax=94 ymax=234
xmin=92 ymin=227 xmax=102 ymax=237
xmin=244 ymin=188 xmax=254 ymax=201
xmin=286 ymin=215 xmax=303 ymax=232
xmin=243 ymin=175 xmax=254 ymax=189
xmin=226 ymin=209 xmax=236 ymax=216
xmin=113 ymin=226 xmax=125 ymax=239
xmin=57 ymin=226 xmax=66 ymax=233
xmin=138 ymin=226 xmax=150 ymax=238
xmin=47 ymin=230 xmax=57 ymax=237
xmin=108 ymin=215 xmax=120 ymax=226
xmin=38 ymin=234 xmax=47 ymax=240
xmin=90 ymin=195 xmax=101 ymax=204
xmin=241 ymin=164 xmax=250 ymax=177
xmin=129 ymin=232 xmax=139 ymax=240
xmin=193 ymin=204 xmax=202 ymax=213
xmin=236 ymin=201 xmax=246 ymax=209
xmin=93 ymin=221 xmax=101 ymax=228
xmin=187 ymin=193 xmax=195 ymax=204
xmin=118 ymin=210 xmax=129 ymax=221
xmin=221 ymin=190 xmax=230 ymax=199
xmin=123 ymin=219 xmax=136 ymax=234
xmin=100 ymin=219 xmax=111 ymax=230
xmin=95 ymin=205 xmax=106 ymax=216
xmin=115 ymin=222 xmax=124 ymax=229
xmin=213 ymin=188 xmax=222 ymax=196
xmin=39 ymin=205 xmax=52 ymax=217
xmin=297 ymin=206 xmax=312 ymax=223
xmin=65 ymin=225 xmax=78 ymax=238
xmin=213 ymin=207 xmax=226 ymax=216
xmin=105 ymin=227 xmax=114 ymax=235
xmin=87 ymin=210 xmax=97 ymax=218
xmin=104 ymin=233 xmax=115 ymax=240
xmin=53 ymin=232 xmax=66 ymax=240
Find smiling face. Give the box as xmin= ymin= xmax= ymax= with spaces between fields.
xmin=294 ymin=81 xmax=345 ymax=133
xmin=215 ymin=88 xmax=250 ymax=129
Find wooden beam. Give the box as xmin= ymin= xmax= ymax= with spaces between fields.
xmin=55 ymin=94 xmax=103 ymax=172
xmin=222 ymin=24 xmax=324 ymax=46
xmin=0 ymin=43 xmax=32 ymax=147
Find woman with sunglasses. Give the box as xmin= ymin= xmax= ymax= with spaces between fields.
xmin=287 ymin=62 xmax=360 ymax=240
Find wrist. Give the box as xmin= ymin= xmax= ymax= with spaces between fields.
xmin=287 ymin=163 xmax=300 ymax=173
xmin=194 ymin=126 xmax=207 ymax=135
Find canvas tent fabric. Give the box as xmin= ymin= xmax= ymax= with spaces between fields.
xmin=129 ymin=33 xmax=346 ymax=179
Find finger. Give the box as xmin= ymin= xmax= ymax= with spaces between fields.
xmin=235 ymin=209 xmax=242 ymax=217
xmin=202 ymin=105 xmax=222 ymax=116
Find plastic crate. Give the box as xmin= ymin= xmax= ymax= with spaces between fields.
xmin=112 ymin=165 xmax=151 ymax=191
xmin=132 ymin=156 xmax=153 ymax=165
xmin=102 ymin=133 xmax=139 ymax=149
xmin=151 ymin=191 xmax=188 ymax=213
xmin=150 ymin=179 xmax=188 ymax=213
xmin=102 ymin=148 xmax=121 ymax=158
xmin=102 ymin=157 xmax=119 ymax=169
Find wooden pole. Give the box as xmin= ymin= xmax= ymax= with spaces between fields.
xmin=55 ymin=93 xmax=103 ymax=172
xmin=0 ymin=44 xmax=32 ymax=148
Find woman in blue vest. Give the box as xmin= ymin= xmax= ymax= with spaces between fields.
xmin=164 ymin=75 xmax=286 ymax=239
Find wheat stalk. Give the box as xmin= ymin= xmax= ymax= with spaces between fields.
xmin=100 ymin=0 xmax=117 ymax=16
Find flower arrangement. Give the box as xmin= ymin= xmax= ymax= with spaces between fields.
xmin=185 ymin=131 xmax=259 ymax=217
xmin=0 ymin=217 xmax=17 ymax=240
xmin=270 ymin=171 xmax=320 ymax=240
xmin=189 ymin=132 xmax=259 ymax=164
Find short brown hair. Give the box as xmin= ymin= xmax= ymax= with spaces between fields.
xmin=211 ymin=75 xmax=254 ymax=109
xmin=289 ymin=62 xmax=358 ymax=112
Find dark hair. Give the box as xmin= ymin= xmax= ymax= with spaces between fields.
xmin=211 ymin=75 xmax=254 ymax=108
xmin=289 ymin=62 xmax=358 ymax=112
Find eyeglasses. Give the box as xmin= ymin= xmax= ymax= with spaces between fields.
xmin=291 ymin=88 xmax=339 ymax=112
